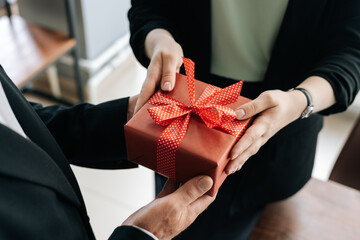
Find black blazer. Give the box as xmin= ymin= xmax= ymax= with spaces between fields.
xmin=129 ymin=0 xmax=360 ymax=115
xmin=0 ymin=66 xmax=154 ymax=240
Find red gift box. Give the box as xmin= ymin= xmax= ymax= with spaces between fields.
xmin=124 ymin=58 xmax=252 ymax=196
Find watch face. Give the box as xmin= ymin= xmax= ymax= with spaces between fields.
xmin=301 ymin=105 xmax=314 ymax=119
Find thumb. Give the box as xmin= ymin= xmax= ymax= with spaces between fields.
xmin=173 ymin=176 xmax=213 ymax=206
xmin=235 ymin=95 xmax=270 ymax=120
xmin=156 ymin=179 xmax=180 ymax=199
xmin=160 ymin=56 xmax=179 ymax=92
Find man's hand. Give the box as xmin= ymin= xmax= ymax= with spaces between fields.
xmin=127 ymin=95 xmax=138 ymax=121
xmin=134 ymin=29 xmax=184 ymax=114
xmin=122 ymin=176 xmax=215 ymax=240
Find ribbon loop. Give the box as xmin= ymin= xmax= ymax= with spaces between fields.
xmin=147 ymin=57 xmax=244 ymax=179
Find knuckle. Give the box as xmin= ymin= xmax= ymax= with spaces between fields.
xmin=258 ymin=117 xmax=272 ymax=131
xmin=263 ymin=90 xmax=282 ymax=105
xmin=260 ymin=136 xmax=269 ymax=146
xmin=184 ymin=187 xmax=199 ymax=201
xmin=161 ymin=51 xmax=173 ymax=59
xmin=247 ymin=128 xmax=261 ymax=142
xmin=247 ymin=102 xmax=258 ymax=115
xmin=235 ymin=156 xmax=246 ymax=166
xmin=247 ymin=146 xmax=258 ymax=157
xmin=250 ymin=140 xmax=264 ymax=156
xmin=166 ymin=201 xmax=181 ymax=217
xmin=161 ymin=71 xmax=175 ymax=80
xmin=248 ymin=133 xmax=258 ymax=143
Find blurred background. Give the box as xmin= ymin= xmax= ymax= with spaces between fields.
xmin=0 ymin=1 xmax=359 ymax=239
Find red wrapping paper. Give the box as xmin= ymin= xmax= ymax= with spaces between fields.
xmin=125 ymin=60 xmax=252 ymax=196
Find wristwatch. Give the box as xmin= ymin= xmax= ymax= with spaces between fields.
xmin=288 ymin=87 xmax=314 ymax=119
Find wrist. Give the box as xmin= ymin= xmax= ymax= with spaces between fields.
xmin=286 ymin=89 xmax=309 ymax=119
xmin=287 ymin=88 xmax=314 ymax=119
xmin=131 ymin=225 xmax=159 ymax=240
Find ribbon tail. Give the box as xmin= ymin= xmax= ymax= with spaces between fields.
xmin=182 ymin=57 xmax=196 ymax=106
xmin=156 ymin=114 xmax=191 ymax=179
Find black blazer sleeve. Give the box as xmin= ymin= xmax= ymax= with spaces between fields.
xmin=31 ymin=99 xmax=137 ymax=169
xmin=128 ymin=0 xmax=180 ymax=68
xmin=128 ymin=0 xmax=360 ymax=115
xmin=109 ymin=226 xmax=155 ymax=240
xmin=306 ymin=0 xmax=360 ymax=115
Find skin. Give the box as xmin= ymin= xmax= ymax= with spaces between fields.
xmin=134 ymin=29 xmax=184 ymax=114
xmin=122 ymin=176 xmax=215 ymax=240
xmin=134 ymin=28 xmax=336 ymax=175
xmin=127 ymin=96 xmax=216 ymax=239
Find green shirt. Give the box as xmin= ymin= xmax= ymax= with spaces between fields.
xmin=211 ymin=0 xmax=289 ymax=82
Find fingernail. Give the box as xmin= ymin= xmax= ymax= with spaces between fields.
xmin=198 ymin=176 xmax=213 ymax=192
xmin=163 ymin=82 xmax=172 ymax=91
xmin=229 ymin=168 xmax=237 ymax=175
xmin=235 ymin=109 xmax=245 ymax=119
xmin=231 ymin=153 xmax=239 ymax=161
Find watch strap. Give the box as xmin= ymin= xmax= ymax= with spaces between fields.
xmin=288 ymin=87 xmax=314 ymax=119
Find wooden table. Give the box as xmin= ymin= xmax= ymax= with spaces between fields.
xmin=250 ymin=178 xmax=360 ymax=240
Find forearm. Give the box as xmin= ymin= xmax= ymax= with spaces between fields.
xmin=33 ymin=98 xmax=134 ymax=169
xmin=297 ymin=76 xmax=336 ymax=114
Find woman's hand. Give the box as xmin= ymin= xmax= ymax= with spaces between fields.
xmin=225 ymin=89 xmax=308 ymax=174
xmin=134 ymin=29 xmax=184 ymax=114
xmin=225 ymin=75 xmax=336 ymax=174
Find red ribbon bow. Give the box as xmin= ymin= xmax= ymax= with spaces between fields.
xmin=147 ymin=57 xmax=244 ymax=179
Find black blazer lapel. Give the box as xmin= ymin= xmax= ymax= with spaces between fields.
xmin=0 ymin=124 xmax=80 ymax=207
xmin=0 ymin=66 xmax=85 ymax=208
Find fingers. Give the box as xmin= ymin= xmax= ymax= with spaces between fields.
xmin=227 ymin=91 xmax=284 ymax=174
xmin=173 ymin=176 xmax=213 ymax=206
xmin=235 ymin=91 xmax=278 ymax=120
xmin=226 ymin=137 xmax=264 ymax=174
xmin=188 ymin=191 xmax=216 ymax=219
xmin=134 ymin=60 xmax=162 ymax=114
xmin=229 ymin=119 xmax=268 ymax=159
xmin=226 ymin=115 xmax=271 ymax=174
xmin=157 ymin=179 xmax=180 ymax=199
xmin=160 ymin=54 xmax=180 ymax=92
xmin=134 ymin=54 xmax=182 ymax=114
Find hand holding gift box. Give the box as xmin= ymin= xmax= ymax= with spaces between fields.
xmin=125 ymin=58 xmax=252 ymax=196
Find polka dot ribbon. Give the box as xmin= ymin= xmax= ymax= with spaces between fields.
xmin=147 ymin=57 xmax=244 ymax=179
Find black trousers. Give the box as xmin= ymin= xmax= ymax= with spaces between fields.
xmin=156 ymin=74 xmax=323 ymax=239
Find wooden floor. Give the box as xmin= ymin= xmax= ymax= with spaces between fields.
xmin=250 ymin=178 xmax=360 ymax=240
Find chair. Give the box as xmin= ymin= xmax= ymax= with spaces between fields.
xmin=329 ymin=113 xmax=360 ymax=191
xmin=0 ymin=0 xmax=84 ymax=104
